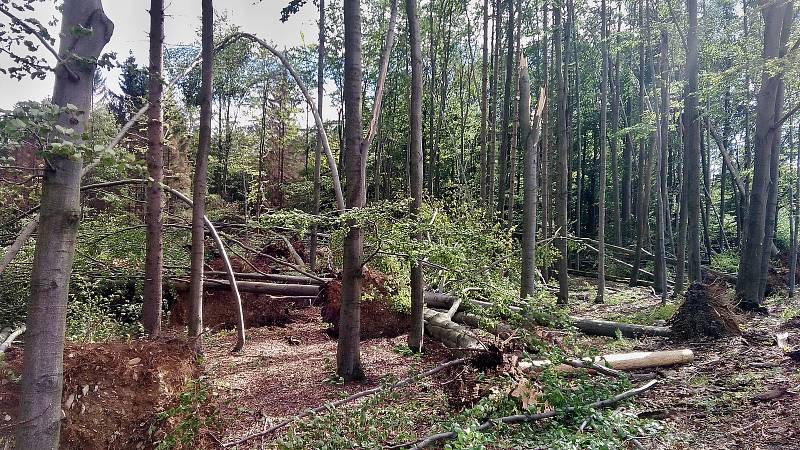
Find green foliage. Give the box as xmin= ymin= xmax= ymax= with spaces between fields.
xmin=710 ymin=250 xmax=740 ymax=273
xmin=150 ymin=377 xmax=216 ymax=450
xmin=65 ymin=276 xmax=143 ymax=342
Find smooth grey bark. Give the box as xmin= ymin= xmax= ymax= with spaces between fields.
xmin=15 ymin=2 xmax=113 ymax=447
xmin=497 ymin=0 xmax=514 ymax=215
xmin=540 ymin=2 xmax=550 ymax=254
xmin=684 ymin=0 xmax=702 ymax=282
xmin=188 ymin=0 xmax=214 ymax=341
xmin=407 ymin=0 xmax=425 ymax=353
xmin=338 ymin=0 xmax=365 ymax=381
xmin=520 ymin=61 xmax=546 ymax=300
xmin=309 ymin=0 xmax=325 ymax=271
xmin=143 ymin=0 xmax=165 ymax=338
xmin=654 ymin=27 xmax=668 ymax=302
xmin=479 ymin=0 xmax=489 ymax=206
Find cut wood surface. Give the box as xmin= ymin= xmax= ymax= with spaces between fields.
xmin=173 ymin=279 xmax=321 ymax=297
xmin=521 ymin=349 xmax=694 ymax=372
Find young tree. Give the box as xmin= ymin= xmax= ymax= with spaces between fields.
xmin=338 ymin=0 xmax=365 ymax=381
xmin=407 ymin=0 xmax=425 ymax=352
xmin=554 ymin=2 xmax=569 ymax=303
xmin=309 ymin=0 xmax=325 ymax=271
xmin=142 ymin=0 xmax=165 ymax=337
xmin=188 ymin=0 xmax=214 ymax=341
xmin=15 ymin=2 xmax=113 ymax=447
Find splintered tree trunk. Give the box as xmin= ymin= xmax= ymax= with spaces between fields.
xmin=520 ymin=61 xmax=545 ymax=299
xmin=309 ymin=0 xmax=325 ymax=271
xmin=407 ymin=0 xmax=425 ymax=353
xmin=596 ymin=0 xmax=608 ymax=303
xmin=737 ymin=0 xmax=794 ymax=308
xmin=685 ymin=0 xmax=702 ymax=283
xmin=189 ymin=0 xmax=214 ymax=340
xmin=15 ymin=2 xmax=113 ymax=447
xmin=338 ymin=0 xmax=365 ymax=381
xmin=143 ymin=0 xmax=165 ymax=338
xmin=479 ymin=0 xmax=489 ymax=206
xmin=554 ymin=3 xmax=569 ymax=303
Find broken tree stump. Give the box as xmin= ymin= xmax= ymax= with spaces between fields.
xmin=669 ymin=283 xmax=741 ymax=338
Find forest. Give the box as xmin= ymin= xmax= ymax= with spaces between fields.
xmin=0 ymin=0 xmax=798 ymax=448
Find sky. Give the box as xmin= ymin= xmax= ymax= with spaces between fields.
xmin=0 ymin=0 xmax=321 ymax=110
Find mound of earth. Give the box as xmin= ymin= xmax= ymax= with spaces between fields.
xmin=0 ymin=339 xmax=201 ymax=450
xmin=320 ymin=268 xmax=410 ymax=339
xmin=669 ymin=282 xmax=741 ymax=339
xmin=171 ymin=286 xmax=294 ymax=330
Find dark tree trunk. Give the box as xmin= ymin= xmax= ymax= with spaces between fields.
xmin=338 ymin=0 xmax=365 ymax=381
xmin=596 ymin=0 xmax=608 ymax=303
xmin=674 ymin=116 xmax=689 ymax=294
xmin=610 ymin=25 xmax=621 ymax=246
xmin=497 ymin=0 xmax=514 ymax=215
xmin=554 ymin=3 xmax=569 ymax=303
xmin=479 ymin=0 xmax=489 ymax=206
xmin=487 ymin=0 xmax=501 ymax=216
xmin=143 ymin=0 xmax=165 ymax=337
xmin=407 ymin=0 xmax=425 ymax=352
xmin=520 ymin=60 xmax=544 ymax=299
xmin=15 ymin=2 xmax=112 ymax=447
xmin=684 ymin=0 xmax=702 ymax=283
xmin=540 ymin=2 xmax=550 ymax=257
xmin=654 ymin=28 xmax=669 ymax=301
xmin=189 ymin=0 xmax=214 ymax=340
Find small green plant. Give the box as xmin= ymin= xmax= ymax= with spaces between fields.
xmin=150 ymin=377 xmax=215 ymax=450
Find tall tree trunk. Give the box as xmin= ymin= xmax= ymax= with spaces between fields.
xmin=407 ymin=0 xmax=425 ymax=352
xmin=497 ymin=0 xmax=515 ymax=215
xmin=791 ymin=122 xmax=799 ymax=297
xmin=309 ymin=0 xmax=325 ymax=271
xmin=520 ymin=61 xmax=544 ymax=299
xmin=479 ymin=0 xmax=489 ymax=206
xmin=737 ymin=0 xmax=794 ymax=308
xmin=674 ymin=115 xmax=688 ymax=294
xmin=554 ymin=2 xmax=569 ymax=303
xmin=143 ymin=0 xmax=165 ymax=337
xmin=684 ymin=0 xmax=702 ymax=283
xmin=338 ymin=0 xmax=365 ymax=381
xmin=15 ymin=2 xmax=112 ymax=447
xmin=506 ymin=0 xmax=522 ymax=223
xmin=427 ymin=0 xmax=436 ymax=194
xmin=596 ymin=0 xmax=608 ymax=303
xmin=189 ymin=0 xmax=214 ymax=340
xmin=487 ymin=0 xmax=501 ymax=216
xmin=610 ymin=28 xmax=621 ymax=246
xmin=540 ymin=1 xmax=550 ymax=255
xmin=654 ymin=27 xmax=668 ymax=301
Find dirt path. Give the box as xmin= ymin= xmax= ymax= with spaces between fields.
xmin=204 ymin=307 xmax=453 ymax=448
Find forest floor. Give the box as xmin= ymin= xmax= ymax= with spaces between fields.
xmin=201 ymin=276 xmax=800 ymax=449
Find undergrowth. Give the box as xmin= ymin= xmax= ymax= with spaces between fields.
xmin=150 ymin=377 xmax=217 ymax=450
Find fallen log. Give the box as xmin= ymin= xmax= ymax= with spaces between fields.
xmin=521 ymin=349 xmax=694 ymax=372
xmin=0 ymin=325 xmax=25 ymax=353
xmin=391 ymin=379 xmax=659 ymax=450
xmin=424 ymin=292 xmax=672 ymax=338
xmin=423 ymin=309 xmax=483 ymax=350
xmin=173 ymin=279 xmax=320 ymax=297
xmin=203 ymin=271 xmax=331 ymax=286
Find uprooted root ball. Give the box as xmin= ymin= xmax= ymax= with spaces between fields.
xmin=669 ymin=282 xmax=741 ymax=339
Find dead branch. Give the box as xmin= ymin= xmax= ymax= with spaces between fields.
xmin=0 ymin=325 xmax=26 ymax=353
xmin=392 ymin=379 xmax=658 ymax=450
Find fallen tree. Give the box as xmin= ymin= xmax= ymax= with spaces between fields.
xmin=522 ymin=349 xmax=694 ymax=372
xmin=202 ymin=271 xmax=331 ymax=286
xmin=173 ymin=279 xmax=320 ymax=297
xmin=424 ymin=292 xmax=672 ymax=338
xmin=423 ymin=309 xmax=483 ymax=350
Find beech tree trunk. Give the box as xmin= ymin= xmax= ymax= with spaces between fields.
xmin=188 ymin=0 xmax=214 ymax=340
xmin=479 ymin=0 xmax=489 ymax=206
xmin=655 ymin=27 xmax=669 ymax=301
xmin=407 ymin=0 xmax=425 ymax=352
xmin=15 ymin=2 xmax=113 ymax=447
xmin=143 ymin=0 xmax=165 ymax=338
xmin=309 ymin=0 xmax=325 ymax=271
xmin=338 ymin=0 xmax=365 ymax=381
xmin=497 ymin=0 xmax=514 ymax=215
xmin=540 ymin=2 xmax=550 ymax=260
xmin=684 ymin=0 xmax=702 ymax=283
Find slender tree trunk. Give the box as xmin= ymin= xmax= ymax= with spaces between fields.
xmin=610 ymin=39 xmax=621 ymax=246
xmin=791 ymin=122 xmax=799 ymax=297
xmin=540 ymin=1 xmax=550 ymax=255
xmin=674 ymin=116 xmax=688 ymax=294
xmin=189 ymin=0 xmax=214 ymax=340
xmin=487 ymin=0 xmax=501 ymax=216
xmin=143 ymin=0 xmax=165 ymax=337
xmin=655 ymin=27 xmax=669 ymax=301
xmin=506 ymin=0 xmax=522 ymax=223
xmin=554 ymin=3 xmax=569 ymax=303
xmin=15 ymin=2 xmax=112 ymax=447
xmin=338 ymin=0 xmax=365 ymax=381
xmin=479 ymin=0 xmax=489 ymax=206
xmin=684 ymin=0 xmax=702 ymax=282
xmin=309 ymin=0 xmax=325 ymax=271
xmin=596 ymin=0 xmax=608 ymax=303
xmin=407 ymin=0 xmax=425 ymax=352
xmin=497 ymin=0 xmax=515 ymax=215
xmin=520 ymin=61 xmax=544 ymax=299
